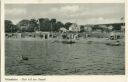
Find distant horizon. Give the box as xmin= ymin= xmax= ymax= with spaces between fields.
xmin=5 ymin=3 xmax=124 ymax=25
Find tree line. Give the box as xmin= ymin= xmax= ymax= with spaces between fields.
xmin=5 ymin=18 xmax=73 ymax=33
xmin=5 ymin=18 xmax=123 ymax=33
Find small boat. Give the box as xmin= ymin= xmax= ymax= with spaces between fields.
xmin=62 ymin=40 xmax=76 ymax=44
xmin=105 ymin=42 xmax=121 ymax=46
xmin=19 ymin=55 xmax=29 ymax=61
xmin=22 ymin=56 xmax=29 ymax=60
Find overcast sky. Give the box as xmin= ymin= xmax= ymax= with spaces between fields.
xmin=5 ymin=3 xmax=124 ymax=25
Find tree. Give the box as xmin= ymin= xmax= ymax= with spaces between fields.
xmin=112 ymin=24 xmax=121 ymax=31
xmin=38 ymin=18 xmax=63 ymax=32
xmin=55 ymin=21 xmax=64 ymax=32
xmin=80 ymin=25 xmax=84 ymax=32
xmin=38 ymin=18 xmax=51 ymax=31
xmin=65 ymin=22 xmax=72 ymax=30
xmin=17 ymin=19 xmax=30 ymax=32
xmin=50 ymin=19 xmax=57 ymax=31
xmin=5 ymin=20 xmax=18 ymax=33
xmin=28 ymin=19 xmax=38 ymax=32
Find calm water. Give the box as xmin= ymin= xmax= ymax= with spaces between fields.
xmin=5 ymin=39 xmax=125 ymax=75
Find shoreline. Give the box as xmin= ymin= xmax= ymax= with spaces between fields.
xmin=5 ymin=37 xmax=125 ymax=46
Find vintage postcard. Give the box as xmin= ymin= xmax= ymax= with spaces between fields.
xmin=1 ymin=0 xmax=127 ymax=82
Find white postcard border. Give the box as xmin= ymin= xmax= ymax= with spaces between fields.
xmin=1 ymin=0 xmax=127 ymax=82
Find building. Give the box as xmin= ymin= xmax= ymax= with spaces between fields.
xmin=69 ymin=23 xmax=80 ymax=32
xmin=59 ymin=27 xmax=67 ymax=32
xmin=84 ymin=26 xmax=92 ymax=33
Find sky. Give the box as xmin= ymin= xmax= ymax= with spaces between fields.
xmin=5 ymin=3 xmax=125 ymax=25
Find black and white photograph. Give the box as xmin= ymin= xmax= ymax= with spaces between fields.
xmin=5 ymin=3 xmax=125 ymax=75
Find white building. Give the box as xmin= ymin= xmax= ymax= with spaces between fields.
xmin=69 ymin=23 xmax=80 ymax=32
xmin=84 ymin=26 xmax=92 ymax=33
xmin=60 ymin=27 xmax=67 ymax=32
